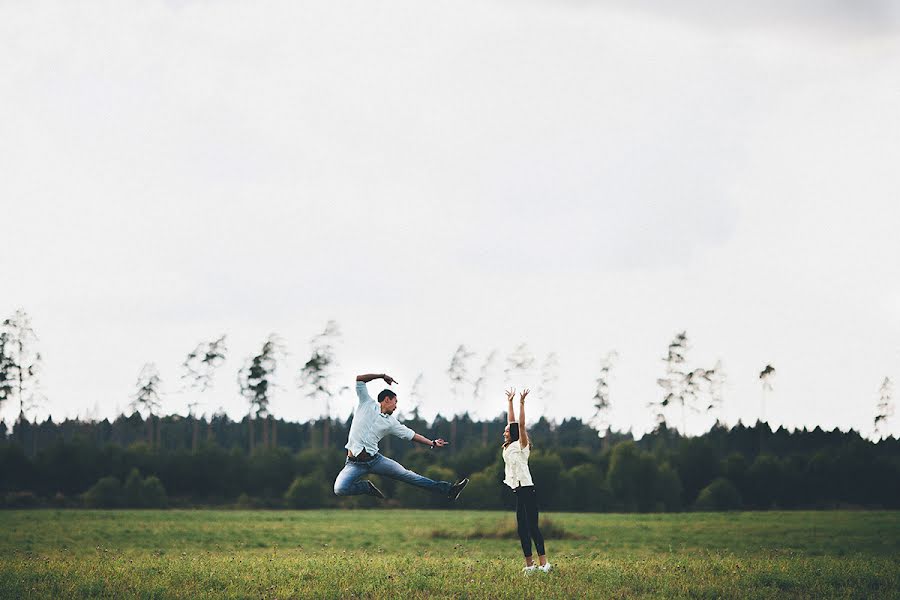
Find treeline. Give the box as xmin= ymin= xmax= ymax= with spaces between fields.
xmin=2 ymin=414 xmax=898 ymax=511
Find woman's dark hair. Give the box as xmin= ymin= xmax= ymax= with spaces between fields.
xmin=508 ymin=422 xmax=520 ymax=442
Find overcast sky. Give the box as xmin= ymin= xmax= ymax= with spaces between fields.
xmin=2 ymin=0 xmax=899 ymax=440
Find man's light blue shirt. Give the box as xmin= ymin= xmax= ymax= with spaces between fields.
xmin=345 ymin=381 xmax=415 ymax=456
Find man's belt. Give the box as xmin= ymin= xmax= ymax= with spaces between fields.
xmin=347 ymin=450 xmax=376 ymax=462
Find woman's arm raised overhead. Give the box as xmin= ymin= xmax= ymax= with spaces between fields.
xmin=518 ymin=389 xmax=530 ymax=448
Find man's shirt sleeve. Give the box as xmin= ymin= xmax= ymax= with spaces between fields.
xmin=356 ymin=381 xmax=374 ymax=405
xmin=391 ymin=418 xmax=416 ymax=441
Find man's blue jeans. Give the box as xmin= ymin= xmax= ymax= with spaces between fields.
xmin=333 ymin=453 xmax=451 ymax=496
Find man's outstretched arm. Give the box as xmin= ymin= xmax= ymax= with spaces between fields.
xmin=357 ymin=373 xmax=397 ymax=385
xmin=411 ymin=433 xmax=448 ymax=448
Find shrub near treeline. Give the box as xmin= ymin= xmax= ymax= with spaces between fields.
xmin=83 ymin=468 xmax=168 ymax=508
xmin=1 ymin=421 xmax=899 ymax=511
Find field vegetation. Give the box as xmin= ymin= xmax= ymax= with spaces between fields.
xmin=2 ymin=509 xmax=898 ymax=598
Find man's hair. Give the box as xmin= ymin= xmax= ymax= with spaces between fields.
xmin=378 ymin=389 xmax=397 ymax=403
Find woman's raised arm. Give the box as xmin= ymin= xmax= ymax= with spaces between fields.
xmin=518 ymin=389 xmax=530 ymax=447
xmin=505 ymin=388 xmax=516 ymax=423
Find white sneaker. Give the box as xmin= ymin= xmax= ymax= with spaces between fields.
xmin=539 ymin=563 xmax=553 ymax=573
xmin=522 ymin=565 xmax=537 ymax=575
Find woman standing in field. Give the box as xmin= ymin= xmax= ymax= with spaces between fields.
xmin=503 ymin=388 xmax=552 ymax=574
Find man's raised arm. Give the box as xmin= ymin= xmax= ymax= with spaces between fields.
xmin=357 ymin=373 xmax=397 ymax=385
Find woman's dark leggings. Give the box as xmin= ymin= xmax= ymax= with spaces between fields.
xmin=514 ymin=485 xmax=545 ymax=557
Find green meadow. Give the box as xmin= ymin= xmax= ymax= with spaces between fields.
xmin=2 ymin=510 xmax=898 ymax=599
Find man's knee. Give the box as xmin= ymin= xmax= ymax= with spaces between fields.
xmin=334 ymin=480 xmax=348 ymax=496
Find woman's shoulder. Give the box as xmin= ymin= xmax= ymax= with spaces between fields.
xmin=503 ymin=442 xmax=530 ymax=455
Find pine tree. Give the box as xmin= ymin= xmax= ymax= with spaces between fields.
xmin=473 ymin=350 xmax=498 ymax=446
xmin=238 ymin=334 xmax=284 ymax=452
xmin=537 ymin=352 xmax=560 ymax=419
xmin=592 ymin=351 xmax=618 ymax=449
xmin=655 ymin=332 xmax=687 ymax=430
xmin=707 ymin=360 xmax=726 ymax=425
xmin=759 ymin=364 xmax=776 ymax=424
xmin=0 ymin=330 xmax=12 ymax=418
xmin=407 ymin=373 xmax=425 ymax=422
xmin=504 ymin=343 xmax=535 ymax=384
xmin=875 ymin=376 xmax=894 ymax=439
xmin=131 ymin=363 xmax=162 ymax=448
xmin=0 ymin=309 xmax=44 ymax=446
xmin=182 ymin=335 xmax=227 ymax=452
xmin=447 ymin=345 xmax=474 ymax=450
xmin=298 ymin=321 xmax=344 ymax=449
xmin=655 ymin=332 xmax=720 ymax=435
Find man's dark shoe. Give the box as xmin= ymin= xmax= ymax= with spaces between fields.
xmin=448 ymin=478 xmax=469 ymax=501
xmin=367 ymin=481 xmax=386 ymax=499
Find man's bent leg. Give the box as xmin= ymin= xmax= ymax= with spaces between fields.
xmin=370 ymin=455 xmax=452 ymax=495
xmin=333 ymin=460 xmax=373 ymax=496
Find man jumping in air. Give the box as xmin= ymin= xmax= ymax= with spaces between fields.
xmin=333 ymin=372 xmax=469 ymax=501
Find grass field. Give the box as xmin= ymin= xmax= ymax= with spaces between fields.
xmin=2 ymin=509 xmax=899 ymax=599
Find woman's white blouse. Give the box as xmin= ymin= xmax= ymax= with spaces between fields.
xmin=502 ymin=442 xmax=534 ymax=489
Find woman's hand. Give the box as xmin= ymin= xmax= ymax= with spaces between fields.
xmin=519 ymin=388 xmax=530 ymax=403
xmin=505 ymin=388 xmax=516 ymax=402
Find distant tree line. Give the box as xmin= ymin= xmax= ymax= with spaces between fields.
xmin=1 ymin=415 xmax=897 ymax=511
xmin=2 ymin=308 xmax=899 ymax=511
xmin=3 ymin=310 xmax=896 ymax=451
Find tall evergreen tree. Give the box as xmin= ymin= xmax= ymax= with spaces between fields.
xmin=655 ymin=332 xmax=687 ymax=430
xmin=473 ymin=350 xmax=498 ymax=446
xmin=682 ymin=365 xmax=715 ymax=432
xmin=447 ymin=344 xmax=474 ymax=449
xmin=0 ymin=309 xmax=44 ymax=447
xmin=407 ymin=372 xmax=425 ymax=421
xmin=0 ymin=329 xmax=12 ymax=418
xmin=181 ymin=335 xmax=228 ymax=452
xmin=708 ymin=359 xmax=726 ymax=425
xmin=504 ymin=343 xmax=535 ymax=384
xmin=298 ymin=321 xmax=344 ymax=449
xmin=239 ymin=334 xmax=284 ymax=451
xmin=875 ymin=376 xmax=894 ymax=439
xmin=537 ymin=352 xmax=560 ymax=419
xmin=759 ymin=364 xmax=776 ymax=424
xmin=655 ymin=332 xmax=720 ymax=435
xmin=592 ymin=350 xmax=618 ymax=448
xmin=131 ymin=363 xmax=163 ymax=448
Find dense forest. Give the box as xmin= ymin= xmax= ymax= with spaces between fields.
xmin=2 ymin=414 xmax=898 ymax=511
xmin=2 ymin=309 xmax=898 ymax=511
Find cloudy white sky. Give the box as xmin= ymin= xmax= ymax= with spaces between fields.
xmin=2 ymin=0 xmax=899 ymax=439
